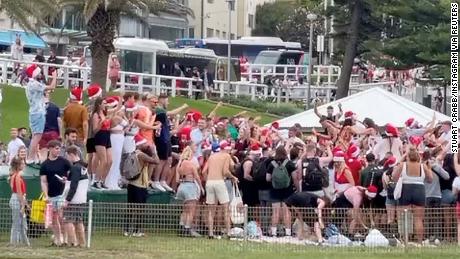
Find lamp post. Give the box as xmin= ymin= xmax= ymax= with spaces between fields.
xmin=227 ymin=0 xmax=235 ymax=89
xmin=306 ymin=13 xmax=317 ymax=110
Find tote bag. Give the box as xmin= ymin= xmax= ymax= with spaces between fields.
xmin=393 ymin=176 xmax=403 ymax=200
xmin=230 ymin=184 xmax=245 ymax=225
xmin=30 ymin=193 xmax=46 ymax=224
xmin=44 ymin=203 xmax=53 ymax=229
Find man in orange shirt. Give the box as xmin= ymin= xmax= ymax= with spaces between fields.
xmin=63 ymin=87 xmax=88 ymax=147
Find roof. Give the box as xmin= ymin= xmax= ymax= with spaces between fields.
xmin=0 ymin=30 xmax=47 ymax=49
xmin=114 ymin=37 xmax=169 ymax=53
xmin=271 ymin=87 xmax=450 ymax=128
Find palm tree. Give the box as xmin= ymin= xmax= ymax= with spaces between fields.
xmin=0 ymin=0 xmax=57 ymax=31
xmin=58 ymin=0 xmax=193 ymax=91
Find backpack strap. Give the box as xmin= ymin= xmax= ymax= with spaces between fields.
xmin=281 ymin=159 xmax=289 ymax=167
xmin=271 ymin=160 xmax=279 ymax=168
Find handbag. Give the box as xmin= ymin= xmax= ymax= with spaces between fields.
xmin=30 ymin=193 xmax=46 ymax=224
xmin=230 ymin=184 xmax=245 ymax=225
xmin=393 ymin=176 xmax=403 ymax=200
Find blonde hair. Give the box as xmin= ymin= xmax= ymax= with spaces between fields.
xmin=408 ymin=147 xmax=420 ymax=162
xmin=181 ymin=146 xmax=193 ymax=161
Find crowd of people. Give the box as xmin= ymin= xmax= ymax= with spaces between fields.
xmin=2 ymin=61 xmax=460 ymax=248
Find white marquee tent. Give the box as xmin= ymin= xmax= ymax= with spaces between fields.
xmin=272 ymin=87 xmax=450 ymax=128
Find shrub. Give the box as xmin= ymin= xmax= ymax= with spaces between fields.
xmin=212 ymin=96 xmax=301 ymax=117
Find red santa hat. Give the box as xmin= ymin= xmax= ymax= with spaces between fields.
xmin=365 ymin=185 xmax=378 ymax=199
xmin=87 ymin=83 xmax=102 ymax=100
xmin=220 ymin=140 xmax=232 ymax=151
xmin=347 ymin=144 xmax=360 ymax=159
xmin=271 ymin=121 xmax=280 ymax=130
xmin=344 ymin=111 xmax=355 ymax=120
xmin=26 ymin=64 xmax=41 ymax=79
xmin=333 ymin=150 xmax=346 ymax=162
xmin=178 ymin=126 xmax=192 ymax=141
xmin=405 ymin=118 xmax=416 ymax=128
xmin=385 ymin=123 xmax=399 ymax=137
xmin=409 ymin=135 xmax=423 ymax=147
xmin=249 ymin=143 xmax=262 ymax=155
xmin=332 ymin=146 xmax=343 ymax=154
xmin=70 ymin=86 xmax=83 ymax=102
xmin=124 ymin=100 xmax=137 ymax=112
xmin=383 ymin=156 xmax=397 ymax=168
xmin=134 ymin=134 xmax=147 ymax=146
xmin=104 ymin=97 xmax=118 ymax=111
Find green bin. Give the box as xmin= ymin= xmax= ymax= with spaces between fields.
xmin=0 ymin=166 xmax=42 ymax=200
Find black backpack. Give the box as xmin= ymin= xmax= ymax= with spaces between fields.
xmin=301 ymin=157 xmax=329 ymax=191
xmin=252 ymin=157 xmax=270 ymax=183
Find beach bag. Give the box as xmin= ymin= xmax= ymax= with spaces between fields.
xmin=44 ymin=203 xmax=53 ymax=229
xmin=30 ymin=193 xmax=46 ymax=224
xmin=230 ymin=184 xmax=244 ymax=224
xmin=393 ymin=176 xmax=403 ymax=200
xmin=271 ymin=160 xmax=290 ymax=189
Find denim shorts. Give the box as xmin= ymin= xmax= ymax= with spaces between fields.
xmin=441 ymin=189 xmax=456 ymax=205
xmin=48 ymin=195 xmax=64 ymax=211
xmin=386 ymin=197 xmax=397 ymax=206
xmin=176 ymin=182 xmax=200 ymax=202
xmin=29 ymin=113 xmax=45 ymax=134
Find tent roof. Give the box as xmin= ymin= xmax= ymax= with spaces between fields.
xmin=271 ymin=87 xmax=450 ymax=128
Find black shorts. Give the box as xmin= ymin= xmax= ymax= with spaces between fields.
xmin=155 ymin=140 xmax=171 ymax=160
xmin=332 ymin=193 xmax=352 ymax=208
xmin=285 ymin=192 xmax=319 ymax=208
xmin=86 ymin=138 xmax=96 ymax=154
xmin=63 ymin=203 xmax=86 ymax=223
xmin=94 ymin=130 xmax=111 ymax=148
xmin=398 ymin=184 xmax=425 ymax=207
xmin=363 ymin=194 xmax=386 ymax=209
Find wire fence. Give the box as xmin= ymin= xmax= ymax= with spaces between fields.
xmin=0 ymin=198 xmax=459 ymax=252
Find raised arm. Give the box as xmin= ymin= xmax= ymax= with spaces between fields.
xmin=167 ymin=104 xmax=188 ymax=116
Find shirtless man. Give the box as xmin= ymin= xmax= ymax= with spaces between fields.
xmin=202 ymin=141 xmax=238 ymax=238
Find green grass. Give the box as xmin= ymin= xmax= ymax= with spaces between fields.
xmin=0 ymin=86 xmax=278 ymax=142
xmin=0 ymin=235 xmax=458 ymax=259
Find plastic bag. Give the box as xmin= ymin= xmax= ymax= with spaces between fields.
xmin=364 ymin=229 xmax=389 ymax=247
xmin=230 ymin=184 xmax=244 ymax=225
xmin=44 ymin=203 xmax=53 ymax=229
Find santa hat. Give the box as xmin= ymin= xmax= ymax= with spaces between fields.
xmin=409 ymin=135 xmax=423 ymax=147
xmin=261 ymin=127 xmax=270 ymax=137
xmin=249 ymin=143 xmax=262 ymax=155
xmin=220 ymin=140 xmax=232 ymax=151
xmin=383 ymin=156 xmax=397 ymax=168
xmin=178 ymin=126 xmax=192 ymax=141
xmin=104 ymin=97 xmax=118 ymax=111
xmin=87 ymin=84 xmax=102 ymax=100
xmin=405 ymin=118 xmax=418 ymax=129
xmin=344 ymin=111 xmax=355 ymax=120
xmin=26 ymin=64 xmax=41 ymax=79
xmin=333 ymin=150 xmax=346 ymax=162
xmin=385 ymin=123 xmax=399 ymax=137
xmin=271 ymin=122 xmax=280 ymax=130
xmin=332 ymin=146 xmax=343 ymax=154
xmin=365 ymin=185 xmax=378 ymax=199
xmin=70 ymin=86 xmax=83 ymax=102
xmin=134 ymin=134 xmax=147 ymax=146
xmin=124 ymin=100 xmax=137 ymax=112
xmin=347 ymin=144 xmax=360 ymax=159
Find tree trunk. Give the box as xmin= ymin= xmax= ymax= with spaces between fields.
xmin=87 ymin=6 xmax=119 ymax=94
xmin=335 ymin=0 xmax=362 ymax=99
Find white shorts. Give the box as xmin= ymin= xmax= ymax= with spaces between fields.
xmin=206 ymin=180 xmax=230 ymax=205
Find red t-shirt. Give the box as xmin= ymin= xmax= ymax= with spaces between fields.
xmin=10 ymin=173 xmax=26 ymax=194
xmin=346 ymin=157 xmax=364 ymax=185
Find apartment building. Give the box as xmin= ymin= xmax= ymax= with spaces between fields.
xmin=188 ymin=0 xmax=274 ymax=40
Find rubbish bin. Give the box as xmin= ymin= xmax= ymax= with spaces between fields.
xmin=0 ymin=166 xmax=41 ymax=200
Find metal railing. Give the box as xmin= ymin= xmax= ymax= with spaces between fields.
xmin=0 ymin=58 xmax=396 ymax=103
xmin=1 ymin=198 xmax=459 ymax=252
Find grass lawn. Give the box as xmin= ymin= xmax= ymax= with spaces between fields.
xmin=0 ymin=86 xmax=278 ymax=142
xmin=0 ymin=235 xmax=458 ymax=259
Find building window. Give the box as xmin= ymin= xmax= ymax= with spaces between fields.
xmin=189 ymin=28 xmax=195 ymax=38
xmin=222 ymin=31 xmax=227 ymax=39
xmin=230 ymin=33 xmax=235 ymax=40
xmin=216 ymin=30 xmax=220 ymax=38
xmin=207 ymin=0 xmax=214 ymax=3
xmin=206 ymin=28 xmax=214 ymax=38
xmin=248 ymin=14 xmax=254 ymax=29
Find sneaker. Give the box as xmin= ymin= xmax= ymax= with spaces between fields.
xmin=160 ymin=181 xmax=173 ymax=192
xmin=123 ymin=231 xmax=130 ymax=237
xmin=190 ymin=230 xmax=202 ymax=238
xmin=152 ymin=181 xmax=166 ymax=192
xmin=92 ymin=182 xmax=101 ymax=189
xmin=100 ymin=182 xmax=109 ymax=189
xmin=132 ymin=232 xmax=145 ymax=237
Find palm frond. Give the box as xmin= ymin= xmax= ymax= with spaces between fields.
xmin=1 ymin=0 xmax=58 ymax=33
xmin=83 ymin=0 xmax=105 ymax=23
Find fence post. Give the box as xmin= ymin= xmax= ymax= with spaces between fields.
xmin=87 ymin=200 xmax=93 ymax=249
xmin=171 ymin=79 xmax=177 ymax=97
xmin=120 ymin=72 xmax=126 ymax=92
xmin=250 ymin=84 xmax=256 ymax=101
xmin=403 ymin=209 xmax=409 ymax=247
xmin=220 ymin=82 xmax=224 ymax=98
xmin=277 ymin=86 xmax=281 ymax=107
xmin=188 ymin=80 xmax=193 ymax=99
xmin=243 ymin=205 xmax=249 ymax=240
xmin=139 ymin=75 xmax=144 ymax=94
xmin=64 ymin=68 xmax=69 ymax=88
xmin=2 ymin=61 xmax=7 ymax=84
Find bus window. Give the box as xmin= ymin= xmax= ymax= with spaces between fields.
xmin=120 ymin=50 xmax=153 ymax=74
xmin=254 ymin=52 xmax=281 ymax=65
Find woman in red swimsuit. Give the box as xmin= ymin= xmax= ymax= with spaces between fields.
xmin=9 ymin=156 xmax=30 ymax=246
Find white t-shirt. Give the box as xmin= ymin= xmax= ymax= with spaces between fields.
xmin=440 ymin=130 xmax=452 ymax=154
xmin=452 ymin=177 xmax=460 ymax=191
xmin=7 ymin=138 xmax=25 ymax=162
